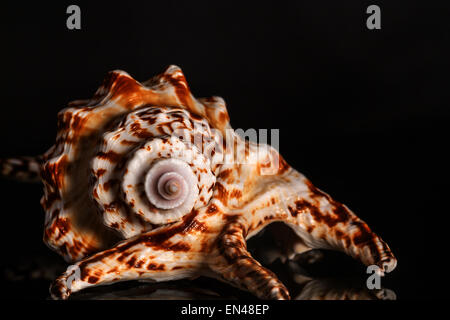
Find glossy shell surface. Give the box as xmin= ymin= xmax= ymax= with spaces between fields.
xmin=0 ymin=66 xmax=397 ymax=299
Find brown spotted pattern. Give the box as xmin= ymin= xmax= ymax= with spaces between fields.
xmin=0 ymin=66 xmax=396 ymax=300
xmin=91 ymin=105 xmax=220 ymax=238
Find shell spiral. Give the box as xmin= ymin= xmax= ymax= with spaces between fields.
xmin=40 ymin=65 xmax=230 ymax=262
xmin=92 ymin=106 xmax=219 ymax=238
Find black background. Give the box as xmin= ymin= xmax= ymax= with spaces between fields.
xmin=0 ymin=0 xmax=448 ymax=300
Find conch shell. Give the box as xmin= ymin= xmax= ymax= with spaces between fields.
xmin=0 ymin=65 xmax=396 ymax=299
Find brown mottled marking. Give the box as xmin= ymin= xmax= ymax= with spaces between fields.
xmin=277 ymin=155 xmax=290 ymax=174
xmin=41 ymin=155 xmax=69 ymax=190
xmin=87 ymin=276 xmax=99 ymax=284
xmin=66 ymin=239 xmax=96 ymax=260
xmin=147 ymin=263 xmax=165 ymax=271
xmin=352 ymin=221 xmax=375 ymax=246
xmin=332 ymin=203 xmax=352 ymax=223
xmin=307 ymin=203 xmax=336 ymax=228
xmin=295 ymin=199 xmax=313 ymax=214
xmin=259 ymin=159 xmax=272 ymax=169
xmin=168 ymin=242 xmax=191 ymax=252
xmin=126 ymin=256 xmax=137 ymax=268
xmin=53 ymin=218 xmax=71 ymax=241
xmin=335 ymin=229 xmax=344 ymax=238
xmin=218 ymin=111 xmax=229 ymax=124
xmin=292 ymin=191 xmax=351 ymax=228
xmin=104 ymin=71 xmax=148 ymax=109
xmin=110 ymin=222 xmax=119 ymax=229
xmin=95 ymin=168 xmax=106 ymax=177
xmin=340 ymin=219 xmax=381 ymax=264
xmin=207 ymin=204 xmax=219 ymax=215
xmin=107 ymin=267 xmax=118 ymax=274
xmin=230 ymin=189 xmax=242 ymax=199
xmin=93 ymin=270 xmax=103 ymax=277
xmin=77 ymin=210 xmax=200 ymax=270
xmin=334 ymin=230 xmax=351 ymax=248
xmin=97 ymin=151 xmax=121 ymax=163
xmin=214 ymin=217 xmax=290 ymax=299
xmin=288 ymin=205 xmax=297 ymax=217
xmin=117 ymin=251 xmax=134 ymax=263
xmin=142 ymin=115 xmax=158 ymax=125
xmin=182 ymin=219 xmax=208 ymax=234
xmin=71 ymin=113 xmax=88 ymax=134
xmin=130 ymin=122 xmax=153 ymax=139
xmin=163 ymin=73 xmax=191 ymax=108
xmin=104 ymin=201 xmax=120 ymax=212
xmin=120 ymin=139 xmax=136 ymax=146
xmin=215 ymin=183 xmax=228 ymax=206
xmin=190 ymin=112 xmax=203 ymax=121
xmin=305 ymin=180 xmax=332 ymax=201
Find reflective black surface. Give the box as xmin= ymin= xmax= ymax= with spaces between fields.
xmin=2 ymin=221 xmax=396 ymax=300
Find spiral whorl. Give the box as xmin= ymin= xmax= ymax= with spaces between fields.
xmin=91 ymin=106 xmax=218 ymax=238
xmin=145 ymin=158 xmax=197 ymax=211
xmin=122 ymin=135 xmax=213 ymax=225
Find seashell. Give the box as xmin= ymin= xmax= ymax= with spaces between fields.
xmin=0 ymin=65 xmax=397 ymax=300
